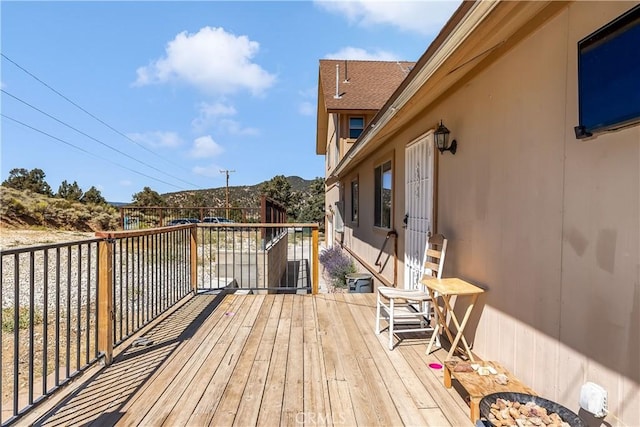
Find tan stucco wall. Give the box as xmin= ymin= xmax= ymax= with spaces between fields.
xmin=338 ymin=2 xmax=639 ymax=424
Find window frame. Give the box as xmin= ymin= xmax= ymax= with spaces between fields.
xmin=576 ymin=5 xmax=640 ymax=138
xmin=350 ymin=177 xmax=359 ymax=225
xmin=348 ymin=116 xmax=365 ymax=139
xmin=374 ymin=160 xmax=392 ymax=229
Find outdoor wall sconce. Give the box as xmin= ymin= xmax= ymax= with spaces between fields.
xmin=435 ymin=120 xmax=457 ymax=154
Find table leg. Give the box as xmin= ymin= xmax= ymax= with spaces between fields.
xmin=470 ymin=397 xmax=480 ymax=422
xmin=443 ymin=364 xmax=452 ymax=388
xmin=444 ymin=294 xmax=478 ymax=362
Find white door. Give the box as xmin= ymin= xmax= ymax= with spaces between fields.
xmin=404 ymin=131 xmax=435 ymax=290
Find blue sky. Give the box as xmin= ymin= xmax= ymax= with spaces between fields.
xmin=1 ymin=0 xmax=460 ymax=203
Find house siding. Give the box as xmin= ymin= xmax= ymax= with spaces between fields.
xmin=432 ymin=5 xmax=638 ymax=425
xmin=330 ymin=1 xmax=639 ymax=424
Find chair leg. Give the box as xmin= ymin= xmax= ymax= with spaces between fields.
xmin=375 ymin=292 xmax=381 ymax=335
xmin=388 ymin=297 xmax=395 ymax=350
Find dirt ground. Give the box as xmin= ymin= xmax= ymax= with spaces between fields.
xmin=0 ymin=229 xmax=95 ymax=250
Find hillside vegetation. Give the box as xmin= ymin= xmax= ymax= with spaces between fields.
xmin=0 ymin=186 xmax=120 ymax=231
xmin=162 ymin=176 xmax=316 ymax=210
xmin=1 ymin=175 xmax=325 ymax=231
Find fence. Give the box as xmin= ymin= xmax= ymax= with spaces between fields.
xmin=1 ymin=239 xmax=102 ymax=425
xmin=0 ymin=222 xmax=318 ymax=425
xmin=119 ymin=196 xmax=287 ymax=230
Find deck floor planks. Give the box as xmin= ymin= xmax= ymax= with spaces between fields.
xmin=322 ymin=293 xmax=380 ymax=426
xmin=345 ymin=292 xmax=436 ymax=426
xmin=180 ymin=294 xmax=267 ymax=427
xmin=256 ymin=294 xmax=294 ymax=426
xmin=208 ymin=294 xmax=275 ymax=426
xmin=280 ymin=294 xmax=305 ymax=426
xmin=232 ymin=294 xmax=284 ymax=427
xmin=400 ymin=341 xmax=473 ymax=426
xmin=129 ymin=295 xmax=245 ymax=425
xmin=27 ymin=292 xmax=474 ymax=427
xmin=356 ymin=292 xmax=440 ymax=409
xmin=131 ymin=293 xmax=253 ymax=426
xmin=302 ymin=295 xmax=330 ymax=426
xmin=334 ymin=293 xmax=405 ymax=426
xmin=34 ymin=293 xmax=234 ymax=427
xmin=113 ymin=293 xmax=242 ymax=426
xmin=313 ymin=294 xmax=358 ymax=426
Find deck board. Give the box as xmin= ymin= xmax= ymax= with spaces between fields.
xmin=24 ymin=292 xmax=473 ymax=427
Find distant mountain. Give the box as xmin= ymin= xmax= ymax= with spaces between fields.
xmin=109 ymin=201 xmax=129 ymax=208
xmin=161 ymin=176 xmax=319 ymax=209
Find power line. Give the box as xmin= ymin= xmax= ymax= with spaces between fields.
xmin=2 ymin=88 xmax=201 ymax=189
xmin=1 ymin=53 xmax=194 ymax=175
xmin=2 ymin=114 xmax=185 ymax=190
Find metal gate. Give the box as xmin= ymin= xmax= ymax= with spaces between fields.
xmin=404 ymin=131 xmax=435 ymax=290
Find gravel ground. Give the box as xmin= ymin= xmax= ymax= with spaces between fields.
xmin=0 ymin=229 xmax=95 ymax=251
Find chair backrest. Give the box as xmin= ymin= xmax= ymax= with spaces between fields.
xmin=421 ymin=233 xmax=447 ymax=279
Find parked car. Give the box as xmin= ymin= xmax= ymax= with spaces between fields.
xmin=203 ymin=217 xmax=234 ymax=224
xmin=167 ymin=218 xmax=200 ymax=225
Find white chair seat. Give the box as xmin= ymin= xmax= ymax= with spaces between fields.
xmin=378 ymin=286 xmax=431 ymax=301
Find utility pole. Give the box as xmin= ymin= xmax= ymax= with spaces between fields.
xmin=220 ymin=169 xmax=235 ymax=218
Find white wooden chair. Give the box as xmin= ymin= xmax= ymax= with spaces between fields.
xmin=375 ymin=233 xmax=447 ymax=350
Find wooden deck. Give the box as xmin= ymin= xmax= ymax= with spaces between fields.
xmin=22 ymin=292 xmax=472 ymax=426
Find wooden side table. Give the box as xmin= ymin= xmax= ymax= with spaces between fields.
xmin=422 ymin=277 xmax=484 ymax=361
xmin=444 ymin=360 xmax=537 ymax=423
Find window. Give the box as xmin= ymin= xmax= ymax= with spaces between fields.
xmin=575 ymin=5 xmax=640 ymax=138
xmin=335 ymin=201 xmax=344 ymax=233
xmin=349 ymin=116 xmax=364 ymax=139
xmin=374 ymin=160 xmax=392 ymax=228
xmin=350 ymin=178 xmax=359 ymax=224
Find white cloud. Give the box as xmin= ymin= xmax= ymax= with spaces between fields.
xmin=127 ymin=131 xmax=184 ymax=148
xmin=119 ymin=180 xmax=132 ymax=187
xmin=218 ymin=119 xmax=259 ymax=136
xmin=324 ymin=47 xmax=398 ymax=61
xmin=189 ymin=135 xmax=224 ymax=158
xmin=192 ymin=163 xmax=225 ymax=178
xmin=299 ymin=101 xmax=315 ymax=116
xmin=191 ymin=101 xmax=258 ymax=135
xmin=0 ymin=81 xmax=6 ymax=89
xmin=134 ymin=26 xmax=276 ymax=95
xmin=192 ymin=101 xmax=237 ymax=132
xmin=315 ymin=0 xmax=461 ymax=36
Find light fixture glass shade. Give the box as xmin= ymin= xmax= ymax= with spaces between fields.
xmin=435 ymin=121 xmax=450 ymax=152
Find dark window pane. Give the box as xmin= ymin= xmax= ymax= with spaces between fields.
xmin=578 ymin=6 xmax=640 ymax=133
xmin=351 ymin=180 xmax=359 ymax=222
xmin=349 ymin=117 xmax=364 ymax=139
xmin=374 ymin=161 xmax=392 ymax=228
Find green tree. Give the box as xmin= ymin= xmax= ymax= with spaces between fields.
xmin=81 ymin=186 xmax=107 ymax=205
xmin=260 ymin=175 xmax=300 ymax=219
xmin=57 ymin=180 xmax=83 ymax=201
xmin=2 ymin=168 xmax=53 ymax=196
xmin=297 ymin=177 xmax=325 ymax=230
xmin=131 ymin=186 xmax=166 ymax=206
xmin=260 ymin=175 xmax=292 ymax=205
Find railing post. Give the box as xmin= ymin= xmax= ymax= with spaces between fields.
xmin=312 ymin=227 xmax=319 ymax=295
xmin=98 ymin=239 xmax=114 ymax=366
xmin=190 ymin=225 xmax=198 ymax=294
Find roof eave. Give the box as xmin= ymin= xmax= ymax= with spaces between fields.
xmin=330 ymin=0 xmax=482 ymax=179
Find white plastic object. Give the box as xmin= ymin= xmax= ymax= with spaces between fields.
xmin=579 ymin=382 xmax=608 ymax=418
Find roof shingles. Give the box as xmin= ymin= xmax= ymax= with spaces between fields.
xmin=319 ymin=59 xmax=415 ymax=111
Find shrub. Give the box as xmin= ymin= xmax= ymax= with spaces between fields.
xmin=319 ymin=245 xmax=356 ymax=289
xmin=2 ymin=307 xmax=43 ymax=332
